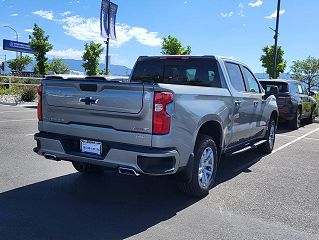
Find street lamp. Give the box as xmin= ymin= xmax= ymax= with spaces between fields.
xmin=272 ymin=0 xmax=282 ymax=79
xmin=3 ymin=25 xmax=20 ymax=58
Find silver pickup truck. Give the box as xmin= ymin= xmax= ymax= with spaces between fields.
xmin=34 ymin=56 xmax=278 ymax=197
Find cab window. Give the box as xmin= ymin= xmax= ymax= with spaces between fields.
xmin=242 ymin=67 xmax=260 ymax=93
xmin=225 ymin=62 xmax=246 ymax=92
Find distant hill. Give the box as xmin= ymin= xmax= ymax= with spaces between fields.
xmin=2 ymin=59 xmax=131 ymax=76
xmin=60 ymin=59 xmax=131 ymax=76
xmin=255 ymin=72 xmax=292 ymax=80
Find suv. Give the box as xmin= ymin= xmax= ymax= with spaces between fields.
xmin=259 ymin=79 xmax=317 ymax=129
xmin=34 ymin=56 xmax=278 ymax=197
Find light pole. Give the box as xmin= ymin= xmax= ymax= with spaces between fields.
xmin=272 ymin=0 xmax=281 ymax=79
xmin=105 ymin=0 xmax=111 ymax=75
xmin=3 ymin=25 xmax=20 ymax=58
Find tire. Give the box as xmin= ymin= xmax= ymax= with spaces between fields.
xmin=72 ymin=161 xmax=104 ymax=174
xmin=178 ymin=134 xmax=218 ymax=198
xmin=307 ymin=109 xmax=315 ymax=124
xmin=258 ymin=118 xmax=276 ymax=154
xmin=289 ymin=108 xmax=301 ymax=130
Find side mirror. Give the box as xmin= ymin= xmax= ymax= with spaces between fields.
xmin=265 ymin=85 xmax=279 ymax=95
xmin=309 ymin=91 xmax=315 ymax=96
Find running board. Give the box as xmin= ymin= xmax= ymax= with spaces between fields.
xmin=226 ymin=140 xmax=267 ymax=156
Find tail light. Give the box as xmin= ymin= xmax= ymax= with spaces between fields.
xmin=37 ymin=84 xmax=42 ymax=121
xmin=153 ymin=92 xmax=173 ymax=135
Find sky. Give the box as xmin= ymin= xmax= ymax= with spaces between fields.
xmin=0 ymin=0 xmax=318 ymax=73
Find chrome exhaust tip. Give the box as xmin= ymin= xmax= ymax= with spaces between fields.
xmin=118 ymin=167 xmax=140 ymax=176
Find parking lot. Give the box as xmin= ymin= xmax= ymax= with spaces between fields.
xmin=0 ymin=103 xmax=318 ymax=240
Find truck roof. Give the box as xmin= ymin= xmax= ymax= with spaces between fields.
xmin=137 ymin=55 xmax=245 ymax=65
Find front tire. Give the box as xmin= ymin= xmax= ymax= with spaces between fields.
xmin=178 ymin=134 xmax=218 ymax=198
xmin=258 ymin=118 xmax=276 ymax=154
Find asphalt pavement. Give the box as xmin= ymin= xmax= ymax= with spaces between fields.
xmin=0 ymin=103 xmax=318 ymax=240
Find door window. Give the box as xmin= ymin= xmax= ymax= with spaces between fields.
xmin=225 ymin=62 xmax=246 ymax=92
xmin=242 ymin=67 xmax=261 ymax=93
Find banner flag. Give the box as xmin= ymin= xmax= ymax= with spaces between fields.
xmin=100 ymin=0 xmax=118 ymax=40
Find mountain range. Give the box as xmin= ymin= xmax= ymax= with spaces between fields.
xmin=2 ymin=58 xmax=293 ymax=79
xmin=2 ymin=59 xmax=131 ymax=76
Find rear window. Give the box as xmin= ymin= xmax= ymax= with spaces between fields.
xmin=131 ymin=59 xmax=222 ymax=88
xmin=259 ymin=81 xmax=288 ymax=93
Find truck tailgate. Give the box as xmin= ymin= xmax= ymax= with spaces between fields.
xmin=41 ymin=80 xmax=154 ymax=146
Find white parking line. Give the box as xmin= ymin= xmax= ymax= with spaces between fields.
xmin=271 ymin=127 xmax=319 ymax=155
xmin=0 ymin=119 xmax=36 ymax=123
xmin=277 ymin=134 xmax=319 ymax=141
xmin=0 ymin=110 xmax=36 ymax=114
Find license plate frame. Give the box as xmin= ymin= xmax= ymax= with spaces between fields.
xmin=80 ymin=139 xmax=102 ymax=156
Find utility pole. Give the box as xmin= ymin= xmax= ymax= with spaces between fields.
xmin=105 ymin=0 xmax=111 ymax=75
xmin=272 ymin=0 xmax=281 ymax=79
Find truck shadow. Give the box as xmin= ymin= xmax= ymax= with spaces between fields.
xmin=0 ymin=172 xmax=196 ymax=240
xmin=215 ymin=150 xmax=264 ymax=186
xmin=0 ymin=149 xmax=269 ymax=240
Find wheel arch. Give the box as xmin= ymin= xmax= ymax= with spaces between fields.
xmin=195 ymin=120 xmax=223 ymax=157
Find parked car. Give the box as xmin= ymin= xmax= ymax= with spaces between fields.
xmin=34 ymin=56 xmax=278 ymax=197
xmin=259 ymin=79 xmax=317 ymax=129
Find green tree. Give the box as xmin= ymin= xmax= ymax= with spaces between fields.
xmin=49 ymin=59 xmax=69 ymax=74
xmin=29 ymin=24 xmax=53 ymax=76
xmin=260 ymin=45 xmax=286 ymax=79
xmin=82 ymin=42 xmax=104 ymax=76
xmin=161 ymin=35 xmax=191 ymax=55
xmin=8 ymin=56 xmax=33 ymax=73
xmin=291 ymin=56 xmax=319 ymax=93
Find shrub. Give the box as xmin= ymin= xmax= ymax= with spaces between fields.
xmin=20 ymin=86 xmax=37 ymax=102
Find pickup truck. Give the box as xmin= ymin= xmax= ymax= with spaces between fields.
xmin=34 ymin=56 xmax=278 ymax=197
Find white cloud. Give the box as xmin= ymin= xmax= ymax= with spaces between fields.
xmin=61 ymin=11 xmax=71 ymax=16
xmin=32 ymin=10 xmax=54 ymax=20
xmin=24 ymin=29 xmax=33 ymax=33
xmin=10 ymin=13 xmax=18 ymax=17
xmin=48 ymin=48 xmax=84 ymax=60
xmin=248 ymin=0 xmax=263 ymax=8
xmin=238 ymin=10 xmax=245 ymax=17
xmin=265 ymin=9 xmax=285 ymax=19
xmin=221 ymin=12 xmax=234 ymax=18
xmin=61 ymin=15 xmax=162 ymax=47
xmin=238 ymin=3 xmax=244 ymax=8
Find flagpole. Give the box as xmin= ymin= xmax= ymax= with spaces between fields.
xmin=105 ymin=0 xmax=111 ymax=75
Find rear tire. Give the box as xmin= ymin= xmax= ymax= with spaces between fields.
xmin=289 ymin=108 xmax=301 ymax=130
xmin=72 ymin=161 xmax=104 ymax=174
xmin=258 ymin=118 xmax=276 ymax=154
xmin=178 ymin=134 xmax=218 ymax=198
xmin=307 ymin=109 xmax=315 ymax=124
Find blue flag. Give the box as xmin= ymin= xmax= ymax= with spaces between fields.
xmin=100 ymin=0 xmax=118 ymax=40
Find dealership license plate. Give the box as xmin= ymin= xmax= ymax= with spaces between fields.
xmin=80 ymin=140 xmax=102 ymax=155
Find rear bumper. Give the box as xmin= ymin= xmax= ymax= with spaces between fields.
xmin=278 ymin=105 xmax=297 ymax=121
xmin=34 ymin=132 xmax=180 ymax=176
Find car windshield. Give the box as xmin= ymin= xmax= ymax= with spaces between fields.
xmin=259 ymin=81 xmax=289 ymax=93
